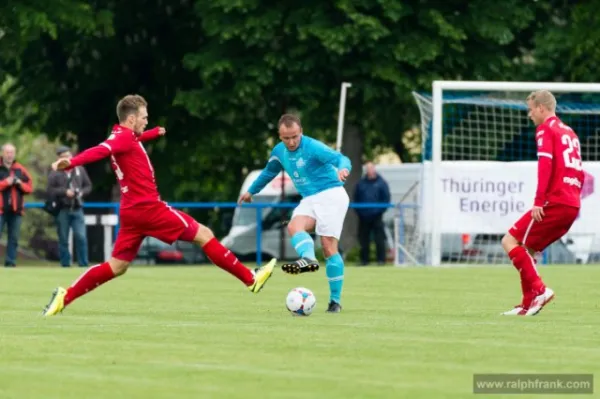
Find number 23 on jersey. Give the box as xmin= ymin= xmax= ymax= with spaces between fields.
xmin=561 ymin=134 xmax=582 ymax=171
xmin=537 ymin=132 xmax=582 ymax=171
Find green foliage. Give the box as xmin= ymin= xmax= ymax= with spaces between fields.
xmin=0 ymin=0 xmax=109 ymax=77
xmin=0 ymin=131 xmax=65 ymax=258
xmin=0 ymin=0 xmax=576 ymax=209
xmin=180 ymin=0 xmax=554 ymax=165
xmin=11 ymin=134 xmax=65 ymax=259
xmin=0 ymin=75 xmax=68 ymax=258
xmin=524 ymin=2 xmax=600 ymax=82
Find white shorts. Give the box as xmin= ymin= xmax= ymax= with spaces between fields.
xmin=292 ymin=186 xmax=349 ymax=240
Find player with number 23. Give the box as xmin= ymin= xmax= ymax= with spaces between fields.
xmin=501 ymin=90 xmax=584 ymax=316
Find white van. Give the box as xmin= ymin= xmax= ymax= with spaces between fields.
xmin=372 ymin=163 xmax=421 ymax=223
xmin=220 ymin=170 xmax=320 ymax=261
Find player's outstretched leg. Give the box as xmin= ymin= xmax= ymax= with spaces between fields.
xmin=42 ymin=260 xmax=120 ymax=316
xmin=191 ymin=223 xmax=275 ymax=293
xmin=282 ymin=231 xmax=320 ymax=274
xmin=202 ymin=237 xmax=275 ymax=293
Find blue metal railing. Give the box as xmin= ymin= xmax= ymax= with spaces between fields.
xmin=24 ymin=201 xmax=401 ymax=265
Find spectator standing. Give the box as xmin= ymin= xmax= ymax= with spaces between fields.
xmin=0 ymin=143 xmax=33 ymax=267
xmin=353 ymin=162 xmax=390 ymax=266
xmin=47 ymin=146 xmax=92 ymax=267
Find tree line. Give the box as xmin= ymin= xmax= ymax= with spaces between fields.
xmin=0 ymin=0 xmax=597 ymax=205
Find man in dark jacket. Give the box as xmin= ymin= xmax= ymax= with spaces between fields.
xmin=47 ymin=146 xmax=92 ymax=267
xmin=0 ymin=143 xmax=34 ymax=267
xmin=353 ymin=162 xmax=391 ymax=265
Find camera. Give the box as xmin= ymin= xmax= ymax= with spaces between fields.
xmin=74 ymin=188 xmax=82 ymax=207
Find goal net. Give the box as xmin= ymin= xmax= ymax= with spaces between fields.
xmin=396 ymin=81 xmax=600 ymax=267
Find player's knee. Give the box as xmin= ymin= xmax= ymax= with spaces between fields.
xmin=108 ymin=258 xmax=130 ymax=276
xmin=287 ymin=218 xmax=304 ymax=235
xmin=288 ymin=216 xmax=315 ymax=236
xmin=193 ymin=224 xmax=214 ymax=246
xmin=501 ymin=233 xmax=519 ymax=253
xmin=287 ymin=222 xmax=297 ymax=236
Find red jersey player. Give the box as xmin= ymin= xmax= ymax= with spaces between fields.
xmin=42 ymin=95 xmax=276 ymax=316
xmin=501 ymin=90 xmax=584 ymax=316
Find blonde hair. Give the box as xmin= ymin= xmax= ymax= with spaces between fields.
xmin=526 ymin=90 xmax=556 ymax=112
xmin=116 ymin=94 xmax=147 ymax=122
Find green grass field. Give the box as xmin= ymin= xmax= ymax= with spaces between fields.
xmin=0 ymin=265 xmax=598 ymax=398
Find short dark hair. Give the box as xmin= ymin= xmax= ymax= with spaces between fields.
xmin=278 ymin=114 xmax=302 ymax=129
xmin=116 ymin=94 xmax=147 ymax=122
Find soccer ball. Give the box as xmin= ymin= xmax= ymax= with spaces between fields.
xmin=285 ymin=287 xmax=316 ymax=316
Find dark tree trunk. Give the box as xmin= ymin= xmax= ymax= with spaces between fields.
xmin=392 ymin=138 xmax=409 ymax=163
xmin=339 ymin=124 xmax=363 ymax=261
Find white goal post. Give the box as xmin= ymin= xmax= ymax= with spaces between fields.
xmin=409 ymin=80 xmax=600 ymax=267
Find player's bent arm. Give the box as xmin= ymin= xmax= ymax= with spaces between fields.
xmin=313 ymin=140 xmax=352 ymax=173
xmin=139 ymin=127 xmax=161 ymax=142
xmin=247 ymin=157 xmax=282 ymax=195
xmin=69 ymin=145 xmax=111 ymax=168
xmin=534 ymin=156 xmax=552 ymax=207
xmin=337 ymin=154 xmax=352 ymax=173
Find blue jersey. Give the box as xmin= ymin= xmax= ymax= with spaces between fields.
xmin=248 ymin=135 xmax=352 ymax=198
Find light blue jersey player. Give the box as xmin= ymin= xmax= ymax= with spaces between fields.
xmin=238 ymin=114 xmax=352 ymax=313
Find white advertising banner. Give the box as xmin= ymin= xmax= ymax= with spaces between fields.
xmin=423 ymin=161 xmax=599 ymax=234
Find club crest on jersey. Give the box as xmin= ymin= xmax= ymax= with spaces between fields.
xmin=108 ymin=134 xmax=116 ymax=140
xmin=296 ymin=157 xmax=305 ymax=168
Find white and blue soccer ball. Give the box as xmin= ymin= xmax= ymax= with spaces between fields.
xmin=286 ymin=287 xmax=316 ymax=316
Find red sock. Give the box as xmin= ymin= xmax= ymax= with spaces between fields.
xmin=520 ymin=256 xmax=532 ymax=296
xmin=202 ymin=238 xmax=254 ymax=286
xmin=520 ymin=278 xmax=535 ymax=307
xmin=508 ymin=246 xmax=545 ymax=295
xmin=64 ymin=262 xmax=115 ymax=306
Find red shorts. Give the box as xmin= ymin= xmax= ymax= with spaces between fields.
xmin=508 ymin=203 xmax=579 ymax=252
xmin=112 ymin=201 xmax=200 ymax=262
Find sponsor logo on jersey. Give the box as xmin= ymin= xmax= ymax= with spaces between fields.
xmin=563 ymin=176 xmax=582 ymax=188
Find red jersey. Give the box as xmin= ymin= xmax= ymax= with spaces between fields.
xmin=534 ymin=116 xmax=583 ymax=208
xmin=69 ymin=125 xmax=163 ymax=209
